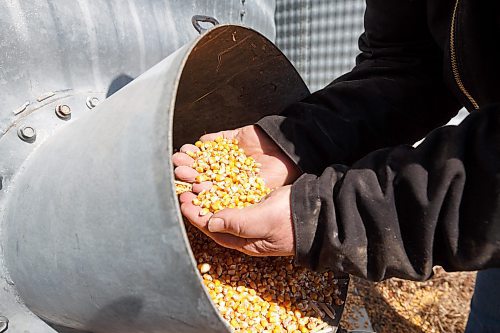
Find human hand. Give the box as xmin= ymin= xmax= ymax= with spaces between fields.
xmin=172 ymin=125 xmax=299 ymax=256
xmin=179 ymin=185 xmax=294 ymax=256
xmin=172 ymin=125 xmax=301 ymax=190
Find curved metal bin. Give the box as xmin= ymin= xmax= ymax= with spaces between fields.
xmin=0 ymin=24 xmax=344 ymax=333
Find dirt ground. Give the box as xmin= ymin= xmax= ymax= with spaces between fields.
xmin=340 ymin=267 xmax=476 ymax=333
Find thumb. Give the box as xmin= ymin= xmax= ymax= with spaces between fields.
xmin=207 ymin=207 xmax=266 ymax=238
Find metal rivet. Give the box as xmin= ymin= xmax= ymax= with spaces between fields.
xmin=0 ymin=316 xmax=8 ymax=332
xmin=86 ymin=96 xmax=100 ymax=109
xmin=55 ymin=104 xmax=72 ymax=119
xmin=18 ymin=126 xmax=36 ymax=143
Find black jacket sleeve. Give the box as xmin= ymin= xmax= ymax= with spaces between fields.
xmin=291 ymin=105 xmax=500 ymax=281
xmin=255 ymin=0 xmax=499 ymax=280
xmin=257 ymin=0 xmax=461 ymax=175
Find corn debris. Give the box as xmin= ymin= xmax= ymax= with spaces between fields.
xmin=175 ymin=180 xmax=193 ymax=195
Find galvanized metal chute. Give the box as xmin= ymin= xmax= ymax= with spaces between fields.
xmin=1 ymin=23 xmax=315 ymax=333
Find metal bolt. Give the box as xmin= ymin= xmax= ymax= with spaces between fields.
xmin=86 ymin=96 xmax=100 ymax=109
xmin=18 ymin=126 xmax=36 ymax=143
xmin=55 ymin=104 xmax=72 ymax=119
xmin=0 ymin=316 xmax=8 ymax=332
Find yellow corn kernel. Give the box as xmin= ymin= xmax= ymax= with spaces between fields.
xmin=199 ymin=263 xmax=211 ymax=274
xmin=211 ymin=201 xmax=222 ymax=212
xmin=230 ymin=319 xmax=240 ymax=329
xmin=194 ymin=174 xmax=205 ymax=183
xmin=177 ymin=137 xmax=337 ymax=333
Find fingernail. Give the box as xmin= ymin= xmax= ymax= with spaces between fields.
xmin=208 ymin=217 xmax=224 ymax=232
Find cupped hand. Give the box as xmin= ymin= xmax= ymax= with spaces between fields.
xmin=172 ymin=125 xmax=301 ymax=189
xmin=172 ymin=125 xmax=300 ymax=256
xmin=179 ymin=185 xmax=294 ymax=256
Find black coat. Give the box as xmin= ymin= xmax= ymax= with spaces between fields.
xmin=257 ymin=0 xmax=500 ymax=281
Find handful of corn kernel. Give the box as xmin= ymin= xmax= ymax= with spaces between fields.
xmin=185 ymin=137 xmax=271 ymax=215
xmin=176 ymin=137 xmax=342 ymax=333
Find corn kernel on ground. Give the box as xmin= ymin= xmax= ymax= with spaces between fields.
xmin=177 ymin=137 xmax=343 ymax=333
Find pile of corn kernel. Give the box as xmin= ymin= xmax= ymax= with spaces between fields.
xmin=186 ymin=137 xmax=271 ymax=215
xmin=177 ymin=137 xmax=343 ymax=333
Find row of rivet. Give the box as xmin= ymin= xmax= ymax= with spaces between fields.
xmin=0 ymin=96 xmax=102 ymax=331
xmin=2 ymin=67 xmax=104 ymax=333
xmin=17 ymin=96 xmax=99 ymax=143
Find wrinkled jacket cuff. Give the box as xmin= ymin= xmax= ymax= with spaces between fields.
xmin=290 ymin=173 xmax=322 ymax=269
xmin=256 ymin=115 xmax=303 ymax=170
xmin=257 ymin=115 xmax=339 ymax=175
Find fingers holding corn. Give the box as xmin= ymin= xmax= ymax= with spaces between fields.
xmin=174 ymin=165 xmax=199 ymax=183
xmin=179 ymin=191 xmax=211 ymax=223
xmin=174 ymin=131 xmax=296 ymax=257
xmin=176 ymin=134 xmax=269 ymax=228
xmin=180 ymin=192 xmax=252 ymax=251
xmin=173 ymin=143 xmax=202 ymax=183
xmin=172 ymin=151 xmax=195 ymax=167
xmin=187 ymin=138 xmax=269 ymax=202
xmin=174 ymin=132 xmax=271 ymax=203
xmin=179 ymin=143 xmax=201 ymax=154
xmin=174 ymin=133 xmax=341 ymax=333
xmin=173 ymin=125 xmax=301 ymax=193
xmin=206 ymin=185 xmax=295 ymax=257
xmin=192 ymin=181 xmax=213 ymax=193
